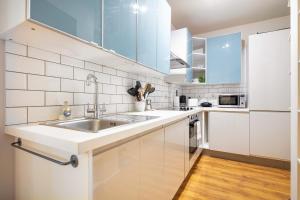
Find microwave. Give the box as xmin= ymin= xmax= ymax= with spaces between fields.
xmin=218 ymin=94 xmax=247 ymax=108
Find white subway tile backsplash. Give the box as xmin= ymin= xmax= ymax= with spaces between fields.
xmin=111 ymin=95 xmax=123 ymax=104
xmin=61 ymin=55 xmax=84 ymax=68
xmin=5 ymin=41 xmax=27 ymax=56
xmin=61 ymin=79 xmax=84 ymax=93
xmin=117 ymin=70 xmax=128 ymax=78
xmin=116 ymin=86 xmax=128 ymax=95
xmin=103 ymin=84 xmax=116 ymax=94
xmin=95 ymin=72 xmax=110 ymax=84
xmin=105 ymin=104 xmax=117 ymax=114
xmin=4 ymin=41 xmax=181 ymax=125
xmin=123 ymin=78 xmax=133 ymax=87
xmin=71 ymin=106 xmax=85 ymax=117
xmin=74 ymin=68 xmax=94 ymax=81
xmin=46 ymin=92 xmax=73 ymax=106
xmin=98 ymin=94 xmax=110 ymax=104
xmin=6 ymin=54 xmax=45 ymax=75
xmin=6 ymin=90 xmax=44 ymax=107
xmin=74 ymin=93 xmax=94 ymax=105
xmin=5 ymin=72 xmax=27 ymax=90
xmin=103 ymin=66 xmax=117 ymax=75
xmin=85 ymin=61 xmax=102 ymax=72
xmin=123 ymin=95 xmax=134 ymax=104
xmin=110 ymin=75 xmax=122 ymax=85
xmin=116 ymin=104 xmax=128 ymax=113
xmin=46 ymin=62 xmax=73 ymax=79
xmin=28 ymin=47 xmax=60 ymax=63
xmin=28 ymin=75 xmax=60 ymax=91
xmin=28 ymin=106 xmax=61 ymax=123
xmin=5 ymin=107 xmax=27 ymax=125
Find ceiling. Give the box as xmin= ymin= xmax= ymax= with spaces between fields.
xmin=167 ymin=0 xmax=290 ymax=34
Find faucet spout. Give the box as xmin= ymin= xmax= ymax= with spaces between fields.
xmin=86 ymin=74 xmax=99 ymax=118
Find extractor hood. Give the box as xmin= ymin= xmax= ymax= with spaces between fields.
xmin=170 ymin=52 xmax=190 ymax=69
xmin=165 ymin=28 xmax=192 ymax=83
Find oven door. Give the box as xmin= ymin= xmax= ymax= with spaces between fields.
xmin=189 ymin=119 xmax=199 ymax=159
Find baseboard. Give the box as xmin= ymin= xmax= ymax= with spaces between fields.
xmin=202 ymin=149 xmax=290 ymax=170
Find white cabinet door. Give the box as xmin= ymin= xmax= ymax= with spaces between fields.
xmin=209 ymin=112 xmax=250 ymax=155
xmin=93 ymin=140 xmax=140 ymax=200
xmin=164 ymin=119 xmax=187 ymax=199
xmin=249 ymin=29 xmax=290 ymax=111
xmin=140 ymin=128 xmax=167 ymax=200
xmin=250 ymin=111 xmax=290 ymax=160
xmin=184 ymin=118 xmax=190 ymax=176
xmin=15 ymin=142 xmax=90 ymax=200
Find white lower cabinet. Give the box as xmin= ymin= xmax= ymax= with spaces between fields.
xmin=140 ymin=128 xmax=166 ymax=200
xmin=208 ymin=112 xmax=250 ymax=155
xmin=164 ymin=119 xmax=187 ymax=199
xmin=93 ymin=118 xmax=189 ymax=200
xmin=250 ymin=111 xmax=290 ymax=160
xmin=93 ymin=139 xmax=140 ymax=200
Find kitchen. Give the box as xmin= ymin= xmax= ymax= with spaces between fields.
xmin=0 ymin=0 xmax=297 ymax=200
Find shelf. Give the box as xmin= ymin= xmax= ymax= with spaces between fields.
xmin=193 ymin=52 xmax=206 ymax=56
xmin=192 ymin=67 xmax=206 ymax=71
xmin=180 ymin=82 xmax=206 ymax=86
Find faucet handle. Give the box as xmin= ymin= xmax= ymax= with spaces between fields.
xmin=87 ymin=103 xmax=95 ymax=113
xmin=99 ymin=104 xmax=106 ymax=114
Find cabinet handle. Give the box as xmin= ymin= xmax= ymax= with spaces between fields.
xmin=11 ymin=138 xmax=79 ymax=168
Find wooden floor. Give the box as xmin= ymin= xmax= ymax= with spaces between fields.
xmin=175 ymin=155 xmax=290 ymax=200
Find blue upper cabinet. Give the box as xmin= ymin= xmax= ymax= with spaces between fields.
xmin=207 ymin=32 xmax=242 ymax=84
xmin=156 ymin=0 xmax=171 ymax=74
xmin=30 ymin=0 xmax=102 ymax=46
xmin=137 ymin=0 xmax=157 ymax=69
xmin=103 ymin=0 xmax=137 ymax=61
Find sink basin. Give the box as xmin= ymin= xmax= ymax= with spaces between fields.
xmin=42 ymin=114 xmax=159 ymax=133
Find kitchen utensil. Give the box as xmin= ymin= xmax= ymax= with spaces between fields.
xmin=143 ymin=83 xmax=152 ymax=98
xmin=200 ymin=102 xmax=212 ymax=107
xmin=145 ymin=99 xmax=152 ymax=110
xmin=135 ymin=81 xmax=141 ymax=90
xmin=148 ymin=87 xmax=155 ymax=94
xmin=127 ymin=88 xmax=137 ymax=96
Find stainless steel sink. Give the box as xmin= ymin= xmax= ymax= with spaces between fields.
xmin=41 ymin=114 xmax=159 ymax=133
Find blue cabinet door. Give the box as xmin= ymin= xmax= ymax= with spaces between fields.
xmin=30 ymin=0 xmax=102 ymax=46
xmin=156 ymin=0 xmax=171 ymax=74
xmin=137 ymin=0 xmax=157 ymax=69
xmin=207 ymin=32 xmax=241 ymax=84
xmin=186 ymin=68 xmax=193 ymax=82
xmin=103 ymin=0 xmax=137 ymax=61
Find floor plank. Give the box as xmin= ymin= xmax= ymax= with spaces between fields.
xmin=175 ymin=155 xmax=290 ymax=200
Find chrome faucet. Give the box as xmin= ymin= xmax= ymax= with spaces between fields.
xmin=86 ymin=74 xmax=106 ymax=118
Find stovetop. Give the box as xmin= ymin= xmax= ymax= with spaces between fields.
xmin=164 ymin=107 xmax=195 ymax=111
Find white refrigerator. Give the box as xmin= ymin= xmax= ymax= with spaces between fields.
xmin=248 ymin=29 xmax=291 ymax=160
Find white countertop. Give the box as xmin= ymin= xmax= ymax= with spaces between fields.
xmin=5 ymin=107 xmax=249 ymax=155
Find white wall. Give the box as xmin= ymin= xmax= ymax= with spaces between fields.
xmin=195 ymin=16 xmax=289 ymax=40
xmin=182 ymin=16 xmax=290 ymax=102
xmin=0 ymin=40 xmax=14 ymax=199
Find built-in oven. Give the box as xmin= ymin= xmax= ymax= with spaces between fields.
xmin=189 ymin=113 xmax=201 ymax=160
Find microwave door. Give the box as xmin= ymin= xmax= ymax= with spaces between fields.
xmin=219 ymin=96 xmax=239 ymax=107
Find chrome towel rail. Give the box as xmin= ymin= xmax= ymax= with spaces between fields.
xmin=11 ymin=138 xmax=79 ymax=168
